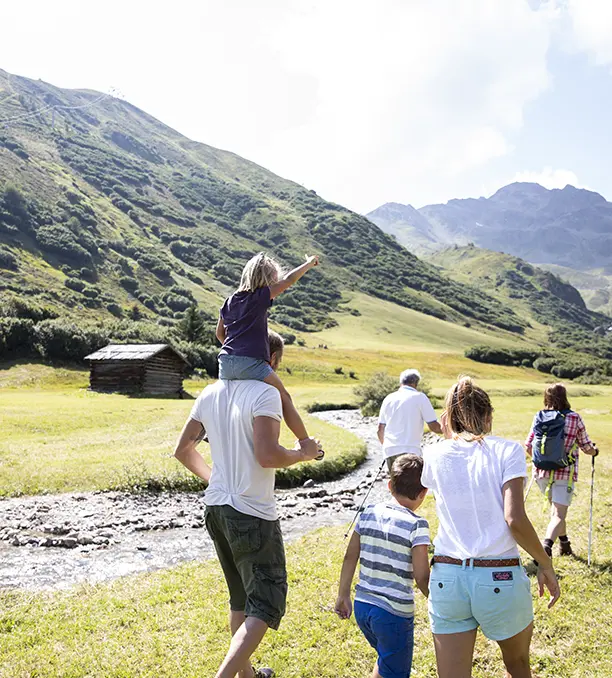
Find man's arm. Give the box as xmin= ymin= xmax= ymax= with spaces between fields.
xmin=427 ymin=420 xmax=443 ymax=435
xmin=269 ymin=255 xmax=318 ymax=299
xmin=174 ymin=418 xmax=212 ymax=483
xmin=335 ymin=531 xmax=360 ymax=619
xmin=253 ymin=416 xmax=320 ymax=468
xmin=412 ymin=544 xmax=430 ymax=598
xmin=377 ymin=423 xmax=386 ymax=445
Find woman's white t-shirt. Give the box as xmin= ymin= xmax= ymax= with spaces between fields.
xmin=422 ymin=436 xmax=527 ymax=560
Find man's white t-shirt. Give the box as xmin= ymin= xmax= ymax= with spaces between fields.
xmin=379 ymin=387 xmax=437 ymax=458
xmin=422 ymin=436 xmax=528 ymax=560
xmin=190 ymin=380 xmax=282 ymax=521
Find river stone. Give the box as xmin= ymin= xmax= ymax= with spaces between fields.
xmin=58 ymin=538 xmax=78 ymax=549
xmin=303 ymin=479 xmax=316 ymax=488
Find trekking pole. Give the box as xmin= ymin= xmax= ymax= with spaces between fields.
xmin=588 ymin=449 xmax=598 ymax=567
xmin=344 ymin=460 xmax=385 ymax=539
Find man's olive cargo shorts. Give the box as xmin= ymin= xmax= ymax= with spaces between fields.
xmin=205 ymin=504 xmax=288 ymax=630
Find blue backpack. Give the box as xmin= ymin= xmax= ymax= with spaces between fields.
xmin=532 ymin=409 xmax=575 ymax=471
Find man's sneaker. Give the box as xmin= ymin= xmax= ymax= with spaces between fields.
xmin=543 ymin=543 xmax=553 ymax=558
xmin=254 ymin=669 xmax=275 ymax=678
xmin=559 ymin=540 xmax=573 ymax=556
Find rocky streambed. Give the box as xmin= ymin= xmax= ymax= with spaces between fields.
xmin=0 ymin=411 xmax=435 ymax=590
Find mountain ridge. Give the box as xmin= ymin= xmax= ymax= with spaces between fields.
xmin=369 ymin=181 xmax=612 ymax=269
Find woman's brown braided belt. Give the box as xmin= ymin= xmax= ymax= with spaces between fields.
xmin=433 ymin=555 xmax=520 ymax=568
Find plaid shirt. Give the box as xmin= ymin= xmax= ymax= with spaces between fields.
xmin=525 ymin=411 xmax=592 ymax=483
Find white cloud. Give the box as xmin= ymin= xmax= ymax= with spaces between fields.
xmin=0 ymin=0 xmax=557 ymax=212
xmin=511 ymin=167 xmax=584 ymax=189
xmin=563 ymin=0 xmax=612 ymax=66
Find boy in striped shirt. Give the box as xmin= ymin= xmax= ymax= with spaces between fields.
xmin=335 ymin=455 xmax=430 ymax=678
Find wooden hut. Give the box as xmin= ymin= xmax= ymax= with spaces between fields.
xmin=85 ymin=344 xmax=189 ymax=395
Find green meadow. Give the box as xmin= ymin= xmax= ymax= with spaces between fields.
xmin=1 ymin=295 xmax=611 ymax=677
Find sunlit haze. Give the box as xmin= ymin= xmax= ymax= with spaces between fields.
xmin=2 ymin=0 xmax=612 ymax=212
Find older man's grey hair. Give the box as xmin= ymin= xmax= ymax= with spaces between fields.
xmin=400 ymin=369 xmax=421 ymax=387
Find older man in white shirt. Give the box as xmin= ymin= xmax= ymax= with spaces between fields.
xmin=378 ymin=369 xmax=442 ymax=471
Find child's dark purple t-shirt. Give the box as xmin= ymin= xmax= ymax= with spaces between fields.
xmin=220 ymin=287 xmax=273 ymax=362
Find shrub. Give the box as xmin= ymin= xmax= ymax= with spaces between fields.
xmin=1 ymin=298 xmax=57 ymax=321
xmin=306 ymin=402 xmax=359 ymax=413
xmin=533 ymin=357 xmax=557 ymax=373
xmin=334 ymin=366 xmax=344 ymax=375
xmin=33 ymin=319 xmax=109 ymax=361
xmin=119 ymin=276 xmax=139 ymax=293
xmin=35 ymin=225 xmax=91 ymax=264
xmin=0 ymin=317 xmax=35 ymax=358
xmin=354 ymin=371 xmax=398 ymax=417
xmin=107 ymin=303 xmax=123 ymax=317
xmin=349 ymin=370 xmax=357 ymax=379
xmin=65 ymin=278 xmax=86 ymax=293
xmin=465 ymin=345 xmax=540 ymax=366
xmin=0 ymin=246 xmax=17 ymax=270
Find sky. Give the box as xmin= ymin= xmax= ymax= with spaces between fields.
xmin=1 ymin=0 xmax=612 ymax=213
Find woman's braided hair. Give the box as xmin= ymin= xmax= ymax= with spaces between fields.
xmin=444 ymin=376 xmax=493 ymax=441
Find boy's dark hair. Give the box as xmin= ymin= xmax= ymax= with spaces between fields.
xmin=389 ymin=454 xmax=425 ymax=499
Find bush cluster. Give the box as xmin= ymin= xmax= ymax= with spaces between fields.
xmin=466 ymin=344 xmax=612 ymax=381
xmin=353 ymin=372 xmax=398 ymax=417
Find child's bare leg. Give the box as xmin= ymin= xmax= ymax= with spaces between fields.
xmin=264 ymin=371 xmax=309 ymax=441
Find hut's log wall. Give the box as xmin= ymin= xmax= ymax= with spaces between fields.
xmin=88 ymin=347 xmax=188 ymax=395
xmin=89 ymin=362 xmax=146 ymax=393
xmin=142 ymin=350 xmax=186 ymax=394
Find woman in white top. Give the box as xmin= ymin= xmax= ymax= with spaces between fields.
xmin=422 ymin=377 xmax=560 ymax=678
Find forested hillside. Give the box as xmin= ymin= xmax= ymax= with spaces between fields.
xmin=428 ymin=245 xmax=612 ymax=368
xmin=0 ymin=69 xmax=529 ymax=367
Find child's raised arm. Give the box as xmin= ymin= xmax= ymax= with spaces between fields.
xmin=335 ymin=530 xmax=360 ymax=620
xmin=269 ymin=255 xmax=319 ymax=300
xmin=412 ymin=544 xmax=431 ymax=598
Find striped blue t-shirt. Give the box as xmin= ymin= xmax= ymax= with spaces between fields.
xmin=355 ymin=502 xmax=430 ymax=618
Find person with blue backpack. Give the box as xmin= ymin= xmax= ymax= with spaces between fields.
xmin=525 ymin=383 xmax=599 ymax=558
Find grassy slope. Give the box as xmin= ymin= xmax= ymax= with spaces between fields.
xmin=2 ymin=400 xmax=611 ymax=678
xmin=0 ymin=70 xmax=527 ymax=340
xmin=427 ymin=245 xmax=611 ymax=346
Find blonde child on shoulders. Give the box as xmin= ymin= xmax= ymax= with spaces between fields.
xmin=216 ymin=252 xmax=318 ymax=444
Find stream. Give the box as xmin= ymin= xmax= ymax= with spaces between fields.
xmin=0 ymin=411 xmax=434 ymax=591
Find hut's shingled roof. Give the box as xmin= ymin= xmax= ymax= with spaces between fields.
xmin=84 ymin=344 xmax=186 ymax=362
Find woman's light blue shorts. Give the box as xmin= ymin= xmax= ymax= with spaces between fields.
xmin=218 ymin=354 xmax=273 ymax=381
xmin=428 ymin=560 xmax=534 ymax=641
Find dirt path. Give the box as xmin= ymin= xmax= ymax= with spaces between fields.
xmin=0 ymin=411 xmax=434 ymax=590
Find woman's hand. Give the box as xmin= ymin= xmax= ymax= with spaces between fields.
xmin=537 ymin=565 xmax=561 ymax=609
xmin=305 ymin=254 xmax=319 ymax=268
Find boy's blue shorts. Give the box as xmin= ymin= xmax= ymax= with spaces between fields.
xmin=354 ymin=600 xmax=414 ymax=678
xmin=218 ymin=354 xmax=273 ymax=381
